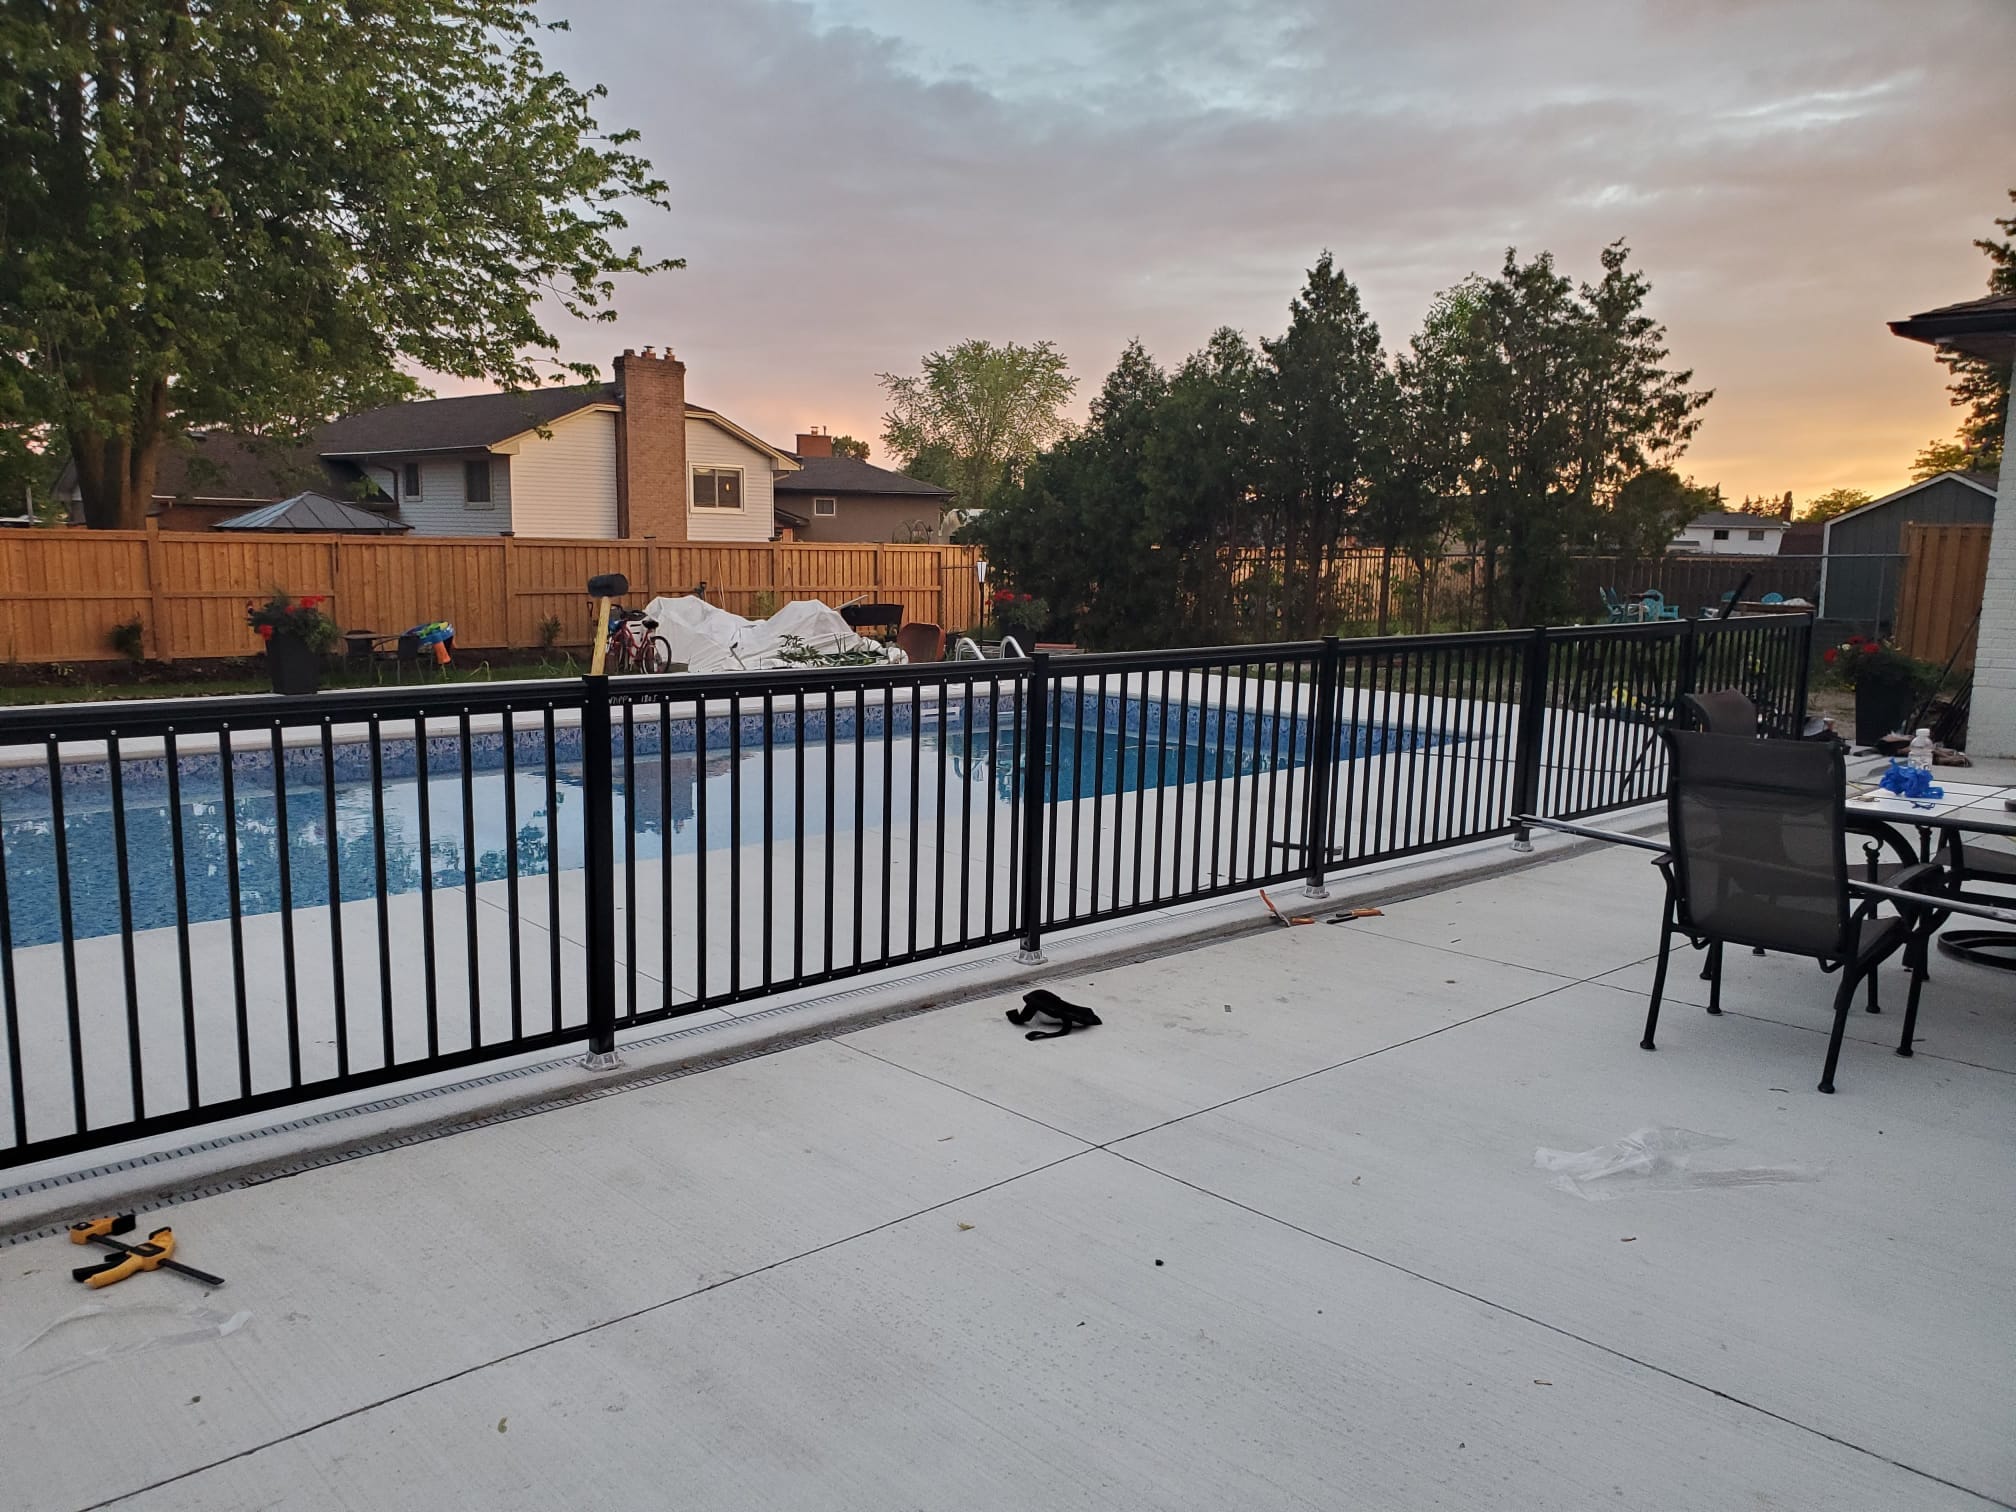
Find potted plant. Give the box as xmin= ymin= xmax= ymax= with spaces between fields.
xmin=1822 ymin=633 xmax=1939 ymax=747
xmin=247 ymin=592 xmax=339 ymax=695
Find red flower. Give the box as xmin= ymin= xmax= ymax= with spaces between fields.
xmin=1020 ymin=593 xmax=1033 ymax=601
xmin=992 ymin=589 xmax=1013 ymax=604
xmin=1823 ymin=647 xmax=1838 ymax=664
xmin=1862 ymin=643 xmax=1878 ymax=655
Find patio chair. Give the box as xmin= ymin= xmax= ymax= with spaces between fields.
xmin=1645 ymin=730 xmax=1938 ymax=1092
xmin=895 ymin=621 xmax=945 ymax=663
xmin=1599 ymin=587 xmax=1630 ymax=624
xmin=1679 ymin=689 xmax=1759 ymax=737
xmin=1637 ymin=590 xmax=1680 ymax=622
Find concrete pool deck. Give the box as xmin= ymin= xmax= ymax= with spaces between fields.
xmin=1 ymin=816 xmax=2010 ymax=1510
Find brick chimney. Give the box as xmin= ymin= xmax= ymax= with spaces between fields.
xmin=794 ymin=431 xmax=834 ymax=459
xmin=613 ymin=347 xmax=687 ymax=539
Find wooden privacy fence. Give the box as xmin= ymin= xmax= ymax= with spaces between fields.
xmin=0 ymin=525 xmax=986 ymax=663
xmin=1895 ymin=523 xmax=1991 ymax=668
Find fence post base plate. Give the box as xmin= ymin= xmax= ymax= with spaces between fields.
xmin=581 ymin=1049 xmax=624 ymax=1073
xmin=1015 ymin=947 xmax=1047 ymax=966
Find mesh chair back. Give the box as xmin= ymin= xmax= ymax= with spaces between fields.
xmin=1680 ymin=689 xmax=1759 ymax=737
xmin=1664 ymin=729 xmax=1850 ymax=957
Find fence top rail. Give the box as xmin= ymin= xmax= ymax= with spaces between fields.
xmin=611 ymin=657 xmax=1032 ymax=704
xmin=0 ymin=676 xmax=592 ymax=743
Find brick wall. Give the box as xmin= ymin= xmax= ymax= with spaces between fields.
xmin=614 ymin=348 xmax=688 ymax=540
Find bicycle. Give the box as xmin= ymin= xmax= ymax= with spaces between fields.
xmin=599 ymin=603 xmax=671 ymax=675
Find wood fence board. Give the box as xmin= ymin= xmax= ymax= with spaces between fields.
xmin=0 ymin=532 xmax=984 ymax=662
xmin=1895 ymin=523 xmax=1989 ymax=668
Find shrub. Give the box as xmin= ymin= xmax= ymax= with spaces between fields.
xmin=109 ymin=616 xmax=145 ymax=663
xmin=538 ymin=615 xmax=563 ymax=650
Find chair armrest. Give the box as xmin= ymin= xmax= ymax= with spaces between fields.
xmin=1512 ymin=815 xmax=1668 ymax=855
xmin=1848 ymin=879 xmax=2016 ymax=924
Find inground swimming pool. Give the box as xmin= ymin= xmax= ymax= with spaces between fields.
xmin=0 ymin=690 xmax=1444 ymax=948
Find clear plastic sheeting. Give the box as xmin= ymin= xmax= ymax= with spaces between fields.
xmin=3 ymin=1301 xmax=251 ymax=1391
xmin=1534 ymin=1127 xmax=1823 ymax=1201
xmin=640 ymin=595 xmax=905 ymax=672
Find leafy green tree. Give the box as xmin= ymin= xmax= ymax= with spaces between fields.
xmin=878 ymin=340 xmax=1076 ymax=514
xmin=1798 ymin=487 xmax=1873 ymax=522
xmin=830 ymin=435 xmax=872 ymax=460
xmin=1605 ymin=469 xmax=1718 ymax=558
xmin=0 ymin=2 xmax=676 ymax=528
xmin=1925 ymin=189 xmax=2014 ymax=474
xmin=1255 ymin=253 xmax=1391 ymax=637
xmin=1910 ymin=438 xmax=1981 ymax=479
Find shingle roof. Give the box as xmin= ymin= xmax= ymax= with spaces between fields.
xmin=1889 ymin=292 xmax=2016 ymax=361
xmin=217 ymin=492 xmax=412 ymax=533
xmin=1685 ymin=512 xmax=1787 ymax=531
xmin=775 ymin=454 xmax=953 ymax=498
xmin=317 ymin=385 xmax=619 ymax=456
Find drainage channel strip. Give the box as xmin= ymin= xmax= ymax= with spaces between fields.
xmin=0 ymin=824 xmax=1643 ymax=1246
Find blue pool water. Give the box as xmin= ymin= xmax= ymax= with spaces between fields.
xmin=0 ymin=696 xmax=1439 ymax=948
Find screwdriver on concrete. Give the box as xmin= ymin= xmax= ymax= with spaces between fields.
xmin=67 ymin=1214 xmax=226 ymax=1288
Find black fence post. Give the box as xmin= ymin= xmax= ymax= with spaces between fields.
xmin=1302 ymin=635 xmax=1341 ymax=897
xmin=1677 ymin=615 xmax=1700 ymax=706
xmin=1792 ymin=612 xmax=1814 ymax=737
xmin=1509 ymin=626 xmax=1550 ymax=850
xmin=581 ymin=673 xmax=621 ymax=1068
xmin=1015 ymin=653 xmax=1050 ymax=965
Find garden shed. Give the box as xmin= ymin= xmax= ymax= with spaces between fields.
xmin=1819 ymin=469 xmax=1997 ymax=629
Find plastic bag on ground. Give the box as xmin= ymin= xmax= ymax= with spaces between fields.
xmin=1534 ymin=1126 xmax=1822 ymax=1201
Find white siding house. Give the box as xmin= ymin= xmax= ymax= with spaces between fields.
xmin=499 ymin=407 xmax=620 ymax=537
xmin=369 ymin=455 xmax=513 ymax=535
xmin=315 ymin=367 xmax=799 ymax=542
xmin=685 ymin=419 xmax=779 ymax=542
xmin=1668 ymin=513 xmax=1787 ymax=556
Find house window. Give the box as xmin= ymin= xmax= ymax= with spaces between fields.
xmin=813 ymin=496 xmax=837 ymax=517
xmin=1711 ymin=529 xmax=1729 ymax=541
xmin=403 ymin=462 xmax=422 ymax=498
xmin=693 ymin=466 xmax=743 ymax=510
xmin=464 ymin=459 xmax=493 ymax=507
xmin=1747 ymin=529 xmax=1766 ymax=542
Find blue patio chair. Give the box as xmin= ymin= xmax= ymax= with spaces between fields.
xmin=1637 ymin=589 xmax=1680 ymax=621
xmin=1599 ymin=587 xmax=1631 ymax=624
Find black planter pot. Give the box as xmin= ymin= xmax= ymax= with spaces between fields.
xmin=1853 ymin=681 xmax=1914 ymax=748
xmin=267 ymin=631 xmax=324 ymax=696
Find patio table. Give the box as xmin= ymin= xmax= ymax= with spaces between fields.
xmin=1847 ymin=779 xmax=2016 ymax=970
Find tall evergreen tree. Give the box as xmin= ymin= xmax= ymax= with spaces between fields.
xmin=1256 ymin=254 xmax=1390 ymax=637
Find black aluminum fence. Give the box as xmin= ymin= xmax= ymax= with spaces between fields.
xmin=0 ymin=614 xmax=1810 ymax=1170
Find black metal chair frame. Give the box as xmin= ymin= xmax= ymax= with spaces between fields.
xmin=1644 ymin=731 xmax=1941 ymax=1092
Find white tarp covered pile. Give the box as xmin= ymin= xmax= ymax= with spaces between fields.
xmin=640 ymin=595 xmax=906 ymax=672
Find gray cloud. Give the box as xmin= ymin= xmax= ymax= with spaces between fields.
xmin=528 ymin=0 xmax=2013 ymax=497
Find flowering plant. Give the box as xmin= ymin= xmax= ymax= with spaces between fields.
xmin=1820 ymin=633 xmax=1938 ymax=692
xmin=246 ymin=592 xmax=339 ymax=654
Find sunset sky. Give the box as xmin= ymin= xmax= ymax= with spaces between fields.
xmin=509 ymin=0 xmax=2013 ymax=505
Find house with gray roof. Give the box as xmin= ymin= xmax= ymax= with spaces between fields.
xmin=60 ymin=347 xmax=805 ymax=541
xmin=774 ymin=432 xmax=956 ymax=542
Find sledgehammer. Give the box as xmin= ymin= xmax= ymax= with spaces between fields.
xmin=586 ymin=573 xmax=630 ymax=676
